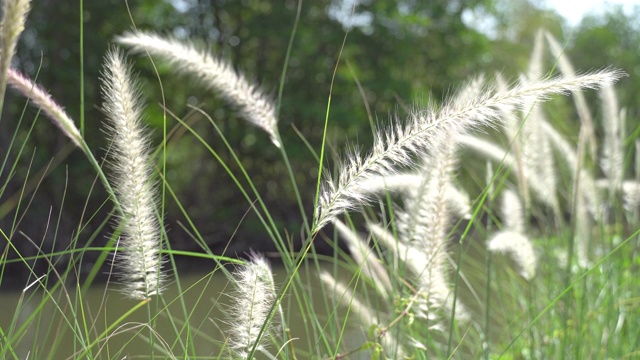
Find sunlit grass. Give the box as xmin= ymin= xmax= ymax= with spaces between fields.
xmin=0 ymin=1 xmax=638 ymax=359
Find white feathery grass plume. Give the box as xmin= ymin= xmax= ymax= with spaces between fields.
xmin=368 ymin=221 xmax=469 ymax=322
xmin=370 ymin=221 xmax=470 ymax=322
xmin=357 ymin=174 xmax=472 ymax=219
xmin=487 ymin=189 xmax=538 ymax=279
xmin=319 ymin=271 xmax=406 ymax=358
xmin=487 ymin=231 xmax=537 ymax=281
xmin=521 ymin=31 xmax=558 ymax=214
xmin=398 ymin=135 xmax=470 ymax=322
xmin=541 ymin=120 xmax=600 ymax=217
xmin=101 ymin=49 xmax=164 ymax=300
xmin=314 ymin=69 xmax=624 ymax=232
xmin=599 ymin=84 xmax=624 ymax=193
xmin=501 ymin=189 xmax=525 ymax=233
xmin=227 ymin=254 xmax=279 ymax=359
xmin=451 ymin=75 xmax=486 ymax=105
xmin=595 ymin=179 xmax=640 ymax=215
xmin=0 ymin=0 xmax=31 ymax=105
xmin=574 ymin=192 xmax=592 ymax=268
xmin=495 ymin=74 xmax=529 ymax=208
xmin=542 ymin=119 xmax=597 ymax=266
xmin=458 ymin=134 xmax=556 ymax=210
xmin=7 ymin=68 xmax=83 ymax=148
xmin=394 ymin=164 xmax=440 ymax=250
xmin=622 ymin=181 xmax=640 ymax=214
xmin=114 ymin=30 xmax=281 ymax=148
xmin=446 ymin=75 xmax=500 ymax=220
xmin=526 ymin=30 xmax=545 ymax=82
xmin=520 ymin=100 xmax=560 ymax=215
xmin=357 ymin=173 xmax=421 ymax=194
xmin=495 ymin=74 xmax=520 ymax=139
xmin=545 ymin=31 xmax=598 ymax=161
xmin=332 ymin=219 xmax=392 ymax=297
xmin=444 ymin=184 xmax=473 ymax=220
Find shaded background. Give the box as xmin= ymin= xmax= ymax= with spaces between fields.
xmin=1 ymin=0 xmax=638 ymax=288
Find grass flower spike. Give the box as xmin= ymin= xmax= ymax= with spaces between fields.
xmin=7 ymin=68 xmax=83 ymax=148
xmin=115 ymin=30 xmax=281 ymax=148
xmin=0 ymin=0 xmax=31 ymax=109
xmin=314 ymin=70 xmax=624 ymax=232
xmin=227 ymin=254 xmax=279 ymax=359
xmin=599 ymin=83 xmax=624 ymax=193
xmin=487 ymin=189 xmax=537 ymax=280
xmin=101 ymin=49 xmax=164 ymax=300
xmin=487 ymin=231 xmax=537 ymax=281
xmin=545 ymin=32 xmax=598 ymax=161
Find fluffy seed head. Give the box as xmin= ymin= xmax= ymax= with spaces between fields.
xmin=545 ymin=31 xmax=598 ymax=160
xmin=368 ymin=222 xmax=468 ymax=321
xmin=114 ymin=30 xmax=281 ymax=148
xmin=501 ymin=189 xmax=525 ymax=233
xmin=599 ymin=84 xmax=624 ymax=192
xmin=487 ymin=231 xmax=537 ymax=281
xmin=227 ymin=254 xmax=278 ymax=359
xmin=7 ymin=68 xmax=83 ymax=148
xmin=101 ymin=48 xmax=164 ymax=300
xmin=314 ymin=70 xmax=624 ymax=232
xmin=622 ymin=181 xmax=640 ymax=213
xmin=0 ymin=0 xmax=31 ymax=101
xmin=357 ymin=174 xmax=471 ymax=219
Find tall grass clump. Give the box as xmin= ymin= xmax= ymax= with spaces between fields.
xmin=313 ymin=66 xmax=625 ymax=357
xmin=1 ymin=1 xmax=638 ymax=359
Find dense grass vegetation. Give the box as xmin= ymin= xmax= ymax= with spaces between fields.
xmin=1 ymin=1 xmax=638 ymax=359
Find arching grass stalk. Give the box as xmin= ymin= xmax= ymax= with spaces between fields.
xmin=115 ymin=30 xmax=282 ymax=149
xmin=314 ymin=70 xmax=624 ymax=233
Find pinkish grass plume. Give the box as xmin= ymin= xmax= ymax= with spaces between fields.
xmin=7 ymin=68 xmax=83 ymax=148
